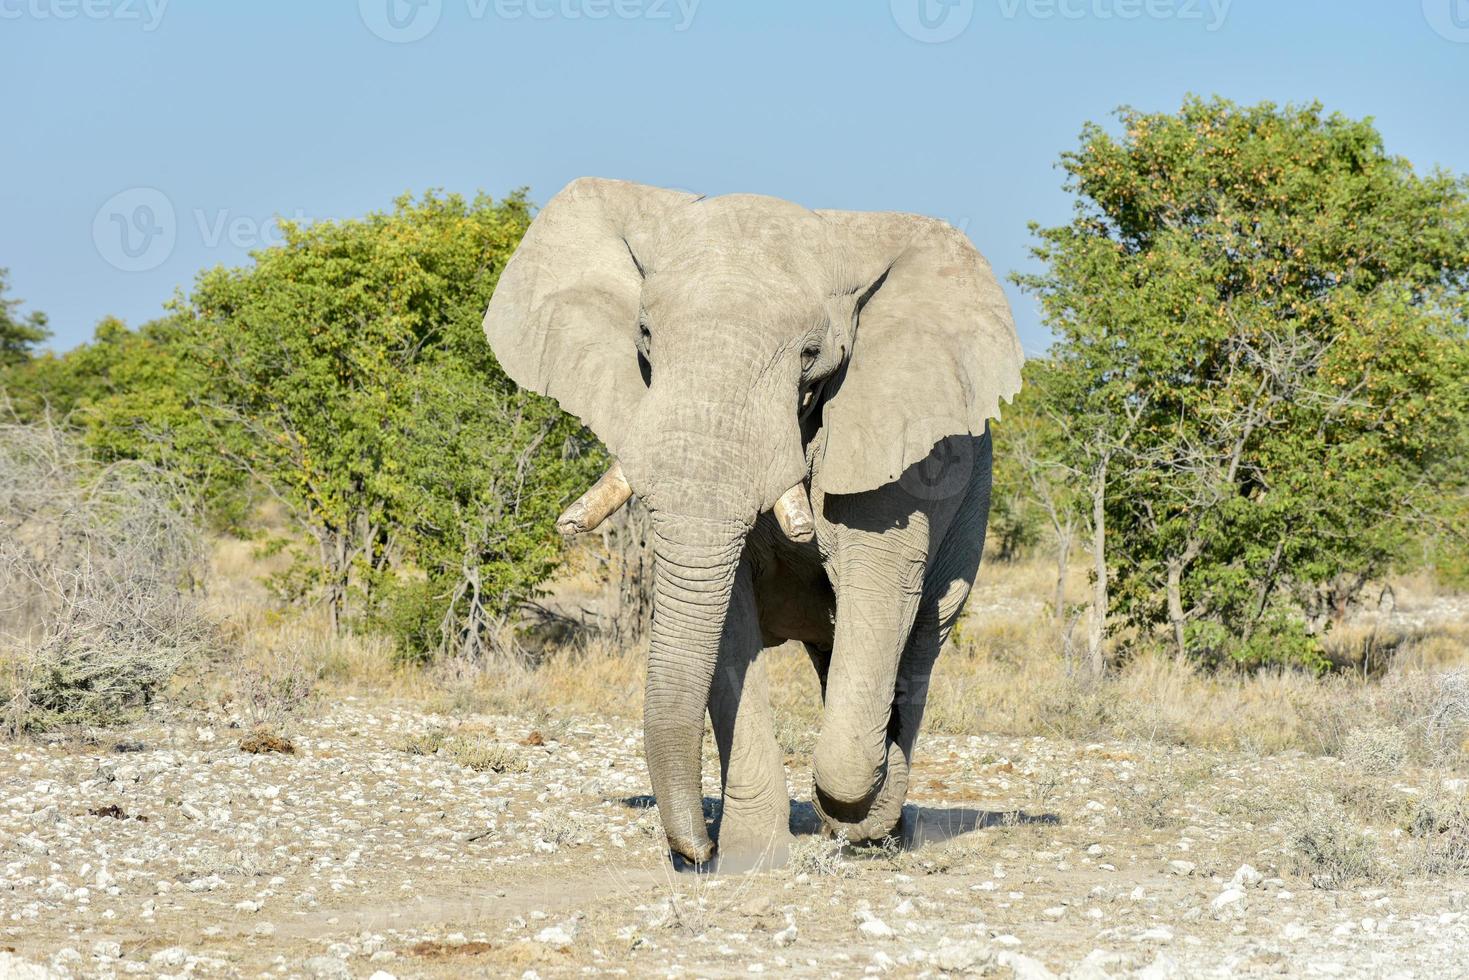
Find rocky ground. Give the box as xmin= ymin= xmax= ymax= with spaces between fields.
xmin=4 ymin=698 xmax=1469 ymax=979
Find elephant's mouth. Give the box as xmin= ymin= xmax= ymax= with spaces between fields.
xmin=556 ymin=461 xmax=814 ymax=545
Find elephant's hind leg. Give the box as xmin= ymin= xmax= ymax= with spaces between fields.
xmin=708 ymin=560 xmax=791 ymax=870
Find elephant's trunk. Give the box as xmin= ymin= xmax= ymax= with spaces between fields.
xmin=643 ymin=513 xmax=747 ymax=863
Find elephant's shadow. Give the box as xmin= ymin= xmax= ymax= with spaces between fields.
xmin=619 ymin=795 xmax=1060 ymax=855
xmin=785 ymin=800 xmax=1060 ymax=850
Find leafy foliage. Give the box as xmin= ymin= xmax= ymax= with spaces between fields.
xmin=5 ymin=315 xmax=253 ymax=530
xmin=1 ymin=192 xmax=605 ymax=665
xmin=178 ymin=190 xmax=603 ymax=657
xmin=1015 ymin=97 xmax=1469 ymax=669
xmin=0 ymin=269 xmax=49 ymax=368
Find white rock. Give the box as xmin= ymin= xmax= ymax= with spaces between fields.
xmin=996 ymin=950 xmax=1057 ymax=980
xmin=1230 ymin=864 xmax=1263 ymax=888
xmin=1136 ymin=926 xmax=1173 ymax=943
xmin=0 ymin=952 xmax=59 ymax=979
xmin=771 ymin=924 xmax=798 ymax=947
xmin=1212 ymin=888 xmax=1246 ymax=910
xmin=858 ymin=916 xmax=895 ymax=939
xmin=1135 ymin=952 xmax=1181 ymax=979
xmin=1069 ymin=948 xmax=1129 ymax=979
xmin=303 ymin=957 xmax=352 ymax=980
xmin=934 ymin=940 xmax=991 ymax=973
xmin=1168 ymin=860 xmax=1195 ymax=876
xmin=149 ymin=948 xmax=189 ymax=967
xmin=16 ymin=836 xmax=49 ymax=856
xmin=534 ymin=925 xmax=575 ymax=948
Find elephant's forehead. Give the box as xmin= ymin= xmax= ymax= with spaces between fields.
xmin=662 ymin=194 xmax=828 ymax=258
xmin=641 ymin=266 xmax=819 ymax=328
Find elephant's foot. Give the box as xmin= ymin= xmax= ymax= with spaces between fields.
xmin=714 ymin=796 xmax=793 ymax=872
xmin=664 ymin=830 xmax=715 ymax=866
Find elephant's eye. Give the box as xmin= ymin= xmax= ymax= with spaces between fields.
xmin=800 ymin=346 xmax=819 ymax=375
xmin=636 ymin=320 xmax=653 ymax=386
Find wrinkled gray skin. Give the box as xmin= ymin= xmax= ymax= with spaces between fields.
xmin=483 ymin=178 xmax=1023 ymax=866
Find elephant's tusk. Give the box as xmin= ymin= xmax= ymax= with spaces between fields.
xmin=773 ymin=482 xmax=815 ymax=543
xmin=557 ymin=461 xmax=633 ymax=535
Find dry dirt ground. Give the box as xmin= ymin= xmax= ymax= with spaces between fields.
xmin=4 ymin=696 xmax=1469 ymax=979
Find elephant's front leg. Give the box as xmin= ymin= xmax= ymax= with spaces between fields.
xmin=708 ymin=560 xmax=791 ymax=869
xmin=811 ymin=434 xmax=990 ymax=843
xmin=810 ymin=497 xmax=930 ymax=841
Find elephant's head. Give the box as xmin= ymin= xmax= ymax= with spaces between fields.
xmin=483 ymin=178 xmax=1022 ymax=861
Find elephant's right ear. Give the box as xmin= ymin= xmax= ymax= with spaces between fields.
xmin=483 ymin=177 xmax=698 ymax=456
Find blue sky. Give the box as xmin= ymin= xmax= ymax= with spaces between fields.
xmin=3 ymin=0 xmax=1466 ymax=354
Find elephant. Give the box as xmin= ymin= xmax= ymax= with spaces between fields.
xmin=482 ymin=178 xmax=1023 ymax=866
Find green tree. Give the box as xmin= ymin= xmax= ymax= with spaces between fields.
xmin=182 ymin=191 xmax=602 ymax=651
xmin=1017 ymin=97 xmax=1469 ymax=669
xmin=2 ymin=315 xmax=252 ymax=529
xmin=0 ymin=269 xmax=50 ymax=368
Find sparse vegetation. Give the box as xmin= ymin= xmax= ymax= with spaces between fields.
xmin=787 ymin=833 xmax=854 ymax=878
xmin=1342 ymin=726 xmax=1411 ymax=777
xmin=1288 ymin=792 xmax=1389 ymax=889
xmin=0 ymin=421 xmax=217 ymax=734
xmin=392 ymin=726 xmax=528 ymax=773
xmin=1408 ymin=792 xmax=1469 ymax=876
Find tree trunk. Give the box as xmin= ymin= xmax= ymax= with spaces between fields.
xmin=1054 ymin=514 xmax=1073 ymax=627
xmin=1166 ymin=559 xmax=1187 ymax=660
xmin=1086 ymin=464 xmax=1108 ymax=679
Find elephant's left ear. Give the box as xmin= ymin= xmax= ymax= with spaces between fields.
xmin=814 ymin=210 xmax=1024 ymax=496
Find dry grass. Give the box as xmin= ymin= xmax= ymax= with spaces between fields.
xmin=191 ymin=532 xmax=1469 ymax=776
xmin=442 ymin=733 xmax=528 ymax=774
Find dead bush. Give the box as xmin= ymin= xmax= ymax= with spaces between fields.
xmin=1342 ymin=726 xmax=1410 ymax=777
xmin=0 ymin=421 xmax=216 ymax=734
xmin=787 ymin=834 xmax=853 ymax=878
xmin=1407 ymin=792 xmax=1469 ymax=876
xmin=1286 ymin=793 xmax=1389 ymax=889
xmin=238 ymin=726 xmax=296 ymax=754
